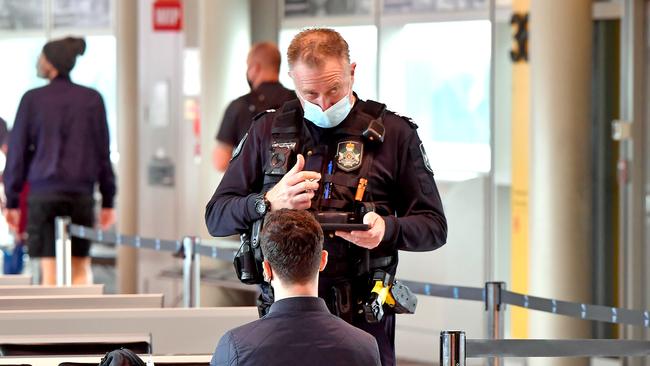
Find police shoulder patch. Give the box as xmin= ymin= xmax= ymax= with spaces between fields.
xmin=419 ymin=143 xmax=433 ymax=174
xmin=231 ymin=132 xmax=248 ymax=161
xmin=336 ymin=140 xmax=363 ymax=172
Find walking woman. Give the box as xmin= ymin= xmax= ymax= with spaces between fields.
xmin=4 ymin=37 xmax=116 ymax=285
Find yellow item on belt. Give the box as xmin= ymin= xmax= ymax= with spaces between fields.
xmin=364 ymin=275 xmax=418 ymax=323
xmin=371 ymin=279 xmax=396 ymax=307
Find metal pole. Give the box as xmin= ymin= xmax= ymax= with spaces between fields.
xmin=182 ymin=236 xmax=194 ymax=308
xmin=54 ymin=216 xmax=72 ymax=286
xmin=617 ymin=4 xmax=647 ymax=366
xmin=486 ymin=282 xmax=505 ymax=366
xmin=192 ymin=237 xmax=201 ymax=308
xmin=440 ymin=331 xmax=466 ymax=366
xmin=485 ymin=0 xmax=497 ymax=283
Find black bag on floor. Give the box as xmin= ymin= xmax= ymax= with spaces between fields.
xmin=98 ymin=348 xmax=146 ymax=366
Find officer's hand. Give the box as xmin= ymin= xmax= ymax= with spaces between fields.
xmin=266 ymin=154 xmax=321 ymax=211
xmin=335 ymin=212 xmax=385 ymax=249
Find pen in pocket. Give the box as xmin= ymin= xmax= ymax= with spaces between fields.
xmin=324 ymin=160 xmax=333 ymax=199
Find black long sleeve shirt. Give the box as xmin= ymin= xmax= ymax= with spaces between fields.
xmin=205 ymin=96 xmax=447 ymax=276
xmin=4 ymin=75 xmax=116 ymax=208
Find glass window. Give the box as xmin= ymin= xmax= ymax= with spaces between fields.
xmin=0 ymin=37 xmax=46 ymax=126
xmin=380 ymin=20 xmax=491 ymax=178
xmin=70 ymin=35 xmax=117 ymax=153
xmin=52 ymin=0 xmax=111 ymax=29
xmin=383 ymin=0 xmax=488 ymax=14
xmin=284 ymin=0 xmax=372 ymax=18
xmin=0 ymin=0 xmax=44 ymax=31
xmin=0 ymin=3 xmax=116 ymax=250
xmin=278 ymin=25 xmax=378 ymax=101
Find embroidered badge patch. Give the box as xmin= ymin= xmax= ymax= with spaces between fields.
xmin=336 ymin=141 xmax=363 ymax=172
xmin=419 ymin=143 xmax=433 ymax=174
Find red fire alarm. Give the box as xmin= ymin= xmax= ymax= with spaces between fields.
xmin=153 ymin=0 xmax=183 ymax=32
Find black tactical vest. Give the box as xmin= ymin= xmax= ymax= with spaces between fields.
xmin=261 ymin=99 xmax=395 ymax=278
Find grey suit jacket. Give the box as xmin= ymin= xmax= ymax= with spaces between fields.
xmin=211 ymin=296 xmax=381 ymax=366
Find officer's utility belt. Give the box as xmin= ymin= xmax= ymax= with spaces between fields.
xmin=326 ymin=268 xmax=418 ymax=324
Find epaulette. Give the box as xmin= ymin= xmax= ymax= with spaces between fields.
xmin=252 ymin=109 xmax=276 ymax=121
xmin=391 ymin=111 xmax=418 ymax=129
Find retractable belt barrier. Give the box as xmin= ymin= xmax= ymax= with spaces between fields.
xmin=440 ymin=331 xmax=650 ymax=365
xmin=69 ymin=224 xmax=237 ymax=262
xmin=399 ymin=280 xmax=485 ymax=302
xmin=65 ymin=221 xmax=650 ymax=328
xmin=466 ymin=339 xmax=650 ymax=358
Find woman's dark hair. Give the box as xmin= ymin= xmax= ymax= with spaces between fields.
xmin=260 ymin=209 xmax=324 ymax=284
xmin=42 ymin=37 xmax=86 ymax=75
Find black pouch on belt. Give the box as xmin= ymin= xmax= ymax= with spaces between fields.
xmin=327 ymin=282 xmax=354 ymax=323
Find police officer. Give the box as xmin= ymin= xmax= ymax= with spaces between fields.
xmin=4 ymin=37 xmax=116 ymax=285
xmin=213 ymin=42 xmax=296 ymax=172
xmin=205 ymin=28 xmax=447 ymax=366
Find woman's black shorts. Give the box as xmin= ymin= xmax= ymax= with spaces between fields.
xmin=26 ymin=193 xmax=95 ymax=258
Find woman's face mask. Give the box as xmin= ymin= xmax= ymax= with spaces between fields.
xmin=299 ymin=87 xmax=353 ymax=129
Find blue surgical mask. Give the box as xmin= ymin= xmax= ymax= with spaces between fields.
xmin=300 ymin=92 xmax=353 ymax=129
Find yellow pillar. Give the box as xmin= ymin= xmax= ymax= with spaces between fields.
xmin=510 ymin=0 xmax=531 ymax=340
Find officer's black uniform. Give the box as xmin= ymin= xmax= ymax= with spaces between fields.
xmin=215 ymin=81 xmax=296 ymax=147
xmin=205 ymin=95 xmax=447 ymax=366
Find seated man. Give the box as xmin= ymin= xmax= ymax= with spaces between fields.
xmin=211 ymin=209 xmax=381 ymax=366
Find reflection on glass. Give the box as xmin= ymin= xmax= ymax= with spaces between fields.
xmin=383 ymin=0 xmax=487 ymax=15
xmin=0 ymin=37 xmax=46 ymax=126
xmin=381 ymin=21 xmax=491 ymax=177
xmin=284 ymin=0 xmax=372 ymax=18
xmin=71 ymin=35 xmax=117 ymax=155
xmin=53 ymin=0 xmax=111 ymax=29
xmin=0 ymin=0 xmax=44 ymax=30
xmin=279 ymin=25 xmax=378 ymax=101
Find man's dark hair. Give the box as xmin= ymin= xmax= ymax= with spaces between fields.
xmin=261 ymin=209 xmax=323 ymax=284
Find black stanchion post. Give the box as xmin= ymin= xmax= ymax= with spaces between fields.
xmin=485 ymin=282 xmax=505 ymax=366
xmin=440 ymin=331 xmax=465 ymax=366
xmin=54 ymin=216 xmax=72 ymax=286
